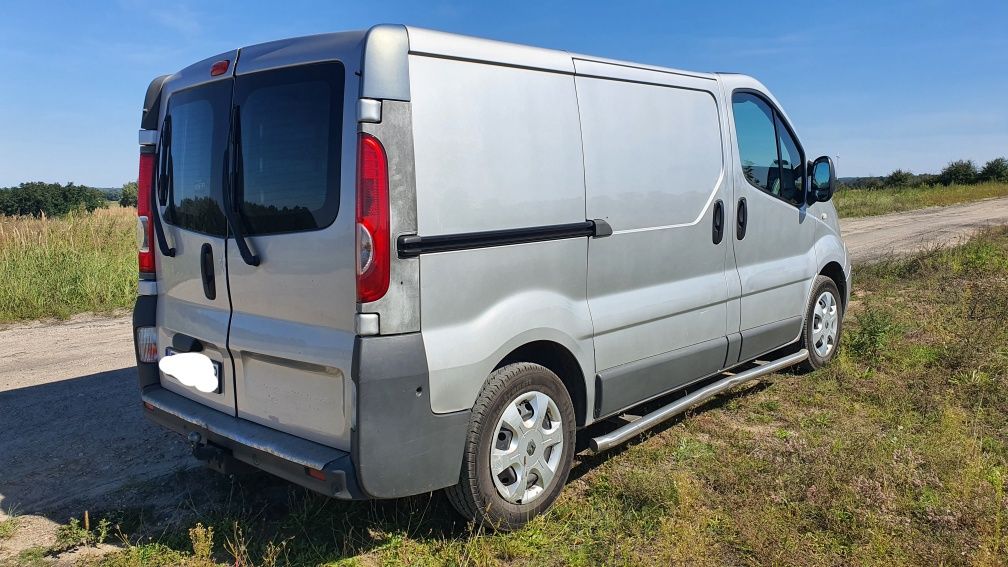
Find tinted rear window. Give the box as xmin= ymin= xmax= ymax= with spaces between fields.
xmin=235 ymin=62 xmax=344 ymax=235
xmin=163 ymin=80 xmax=231 ymax=237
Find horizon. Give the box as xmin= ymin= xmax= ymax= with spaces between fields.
xmin=1 ymin=0 xmax=1006 ymax=187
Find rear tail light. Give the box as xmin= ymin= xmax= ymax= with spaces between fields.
xmin=136 ymin=326 xmax=159 ymax=363
xmin=355 ymin=133 xmax=390 ymax=303
xmin=137 ymin=149 xmax=157 ymax=278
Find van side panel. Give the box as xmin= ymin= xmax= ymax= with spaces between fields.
xmin=408 ymin=55 xmax=594 ymax=414
xmin=409 ymin=55 xmax=582 ymax=234
xmin=574 ymin=61 xmax=731 ymax=379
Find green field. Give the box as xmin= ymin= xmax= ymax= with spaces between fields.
xmin=0 ymin=207 xmax=136 ymax=323
xmin=833 ymin=182 xmax=1008 ymax=218
xmin=5 ymin=227 xmax=997 ymax=566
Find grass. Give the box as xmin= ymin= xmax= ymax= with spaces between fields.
xmin=60 ymin=227 xmax=1007 ymax=565
xmin=0 ymin=207 xmax=136 ymax=323
xmin=0 ymin=517 xmax=15 ymax=541
xmin=834 ymin=181 xmax=1008 ymax=218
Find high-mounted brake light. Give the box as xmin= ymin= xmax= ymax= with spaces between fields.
xmin=210 ymin=60 xmax=229 ymax=76
xmin=355 ymin=133 xmax=390 ymax=303
xmin=137 ymin=150 xmax=157 ymax=277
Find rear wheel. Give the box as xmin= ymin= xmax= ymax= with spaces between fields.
xmin=445 ymin=362 xmax=576 ymax=531
xmin=796 ymin=275 xmax=843 ymax=372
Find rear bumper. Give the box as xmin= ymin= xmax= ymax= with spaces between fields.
xmin=134 ymin=295 xmax=471 ymax=500
xmin=142 ymin=386 xmax=365 ymax=499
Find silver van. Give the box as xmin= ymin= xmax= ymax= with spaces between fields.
xmin=132 ymin=25 xmax=850 ymax=530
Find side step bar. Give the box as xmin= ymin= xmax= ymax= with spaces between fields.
xmin=589 ymin=349 xmax=809 ymax=454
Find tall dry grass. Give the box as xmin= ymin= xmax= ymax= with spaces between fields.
xmin=0 ymin=206 xmax=136 ymax=323
xmin=835 ymin=181 xmax=1008 ymax=218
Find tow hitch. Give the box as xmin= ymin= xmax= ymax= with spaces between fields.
xmin=188 ymin=431 xmax=231 ymax=471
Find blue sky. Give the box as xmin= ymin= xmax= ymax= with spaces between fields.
xmin=1 ymin=0 xmax=1006 ymax=187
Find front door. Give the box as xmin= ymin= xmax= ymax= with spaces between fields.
xmin=728 ymin=91 xmax=816 ymax=360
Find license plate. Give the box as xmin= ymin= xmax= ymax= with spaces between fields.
xmin=164 ymin=347 xmax=223 ymax=394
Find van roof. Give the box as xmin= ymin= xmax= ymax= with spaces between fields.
xmin=237 ymin=24 xmax=720 ymax=81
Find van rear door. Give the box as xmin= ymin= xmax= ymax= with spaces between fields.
xmin=225 ymin=47 xmax=357 ymax=450
xmin=155 ymin=54 xmax=237 ymax=415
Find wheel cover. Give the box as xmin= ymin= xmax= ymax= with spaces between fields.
xmin=811 ymin=290 xmax=839 ymax=358
xmin=490 ymin=390 xmax=564 ymax=505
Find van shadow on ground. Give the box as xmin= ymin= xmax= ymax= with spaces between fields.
xmin=0 ymin=366 xmax=193 ymax=521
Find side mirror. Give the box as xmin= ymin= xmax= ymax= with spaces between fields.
xmin=810 ymin=155 xmax=836 ymax=203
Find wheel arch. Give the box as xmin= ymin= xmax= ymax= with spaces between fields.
xmin=819 ymin=261 xmax=848 ymax=309
xmin=495 ymin=340 xmax=588 ymax=427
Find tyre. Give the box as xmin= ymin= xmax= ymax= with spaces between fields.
xmin=796 ymin=275 xmax=844 ymax=372
xmin=445 ymin=362 xmax=576 ymax=531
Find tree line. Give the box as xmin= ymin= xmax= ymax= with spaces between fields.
xmin=841 ymin=157 xmax=1008 ymax=190
xmin=0 ymin=181 xmax=139 ymax=217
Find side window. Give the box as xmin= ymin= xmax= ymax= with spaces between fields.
xmin=732 ymin=93 xmax=778 ymax=193
xmin=235 ymin=62 xmax=344 ymax=235
xmin=775 ymin=114 xmax=805 ymax=206
xmin=732 ymin=92 xmax=805 ymax=207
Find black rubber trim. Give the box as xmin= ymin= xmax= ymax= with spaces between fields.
xmin=594 ymin=337 xmax=727 ymax=419
xmin=141 ymin=75 xmax=169 ymax=131
xmin=397 ymin=220 xmax=605 ymax=257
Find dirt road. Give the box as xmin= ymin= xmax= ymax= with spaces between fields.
xmin=1 ymin=196 xmax=1006 ymax=556
xmin=839 ymin=196 xmax=1008 ymax=263
xmin=0 ymin=315 xmax=191 ymax=513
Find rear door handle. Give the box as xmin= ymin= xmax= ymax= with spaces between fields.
xmin=736 ymin=197 xmax=748 ymax=240
xmin=712 ymin=200 xmax=724 ymax=245
xmin=200 ymin=243 xmax=216 ymax=300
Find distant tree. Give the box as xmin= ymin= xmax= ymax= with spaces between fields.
xmin=979 ymin=157 xmax=1008 ymax=183
xmin=0 ymin=181 xmax=108 ymax=217
xmin=884 ymin=169 xmax=914 ymax=187
xmin=120 ymin=181 xmax=138 ymax=207
xmin=938 ymin=160 xmax=979 ymax=186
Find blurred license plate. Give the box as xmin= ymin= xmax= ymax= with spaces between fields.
xmin=164 ymin=347 xmax=223 ymax=393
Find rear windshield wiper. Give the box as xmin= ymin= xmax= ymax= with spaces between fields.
xmin=152 ymin=116 xmax=175 ymax=257
xmin=225 ymin=106 xmax=260 ymax=266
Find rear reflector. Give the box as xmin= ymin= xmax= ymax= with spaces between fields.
xmin=143 ymin=402 xmax=155 ymax=411
xmin=210 ymin=60 xmax=229 ymax=76
xmin=136 ymin=326 xmax=159 ymax=363
xmin=305 ymin=467 xmax=326 ymax=481
xmin=355 ymin=133 xmax=390 ymax=303
xmin=137 ymin=150 xmax=157 ymax=277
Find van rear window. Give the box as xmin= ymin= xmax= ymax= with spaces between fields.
xmin=235 ymin=62 xmax=344 ymax=235
xmin=163 ymin=80 xmax=231 ymax=237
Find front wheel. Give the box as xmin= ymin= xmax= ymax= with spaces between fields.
xmin=445 ymin=362 xmax=576 ymax=531
xmin=796 ymin=275 xmax=844 ymax=372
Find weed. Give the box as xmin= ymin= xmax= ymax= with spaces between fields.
xmin=0 ymin=517 xmax=15 ymax=541
xmin=845 ymin=306 xmax=899 ymax=365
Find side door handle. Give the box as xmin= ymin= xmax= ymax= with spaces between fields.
xmin=736 ymin=197 xmax=748 ymax=240
xmin=712 ymin=200 xmax=724 ymax=245
xmin=200 ymin=243 xmax=217 ymax=300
